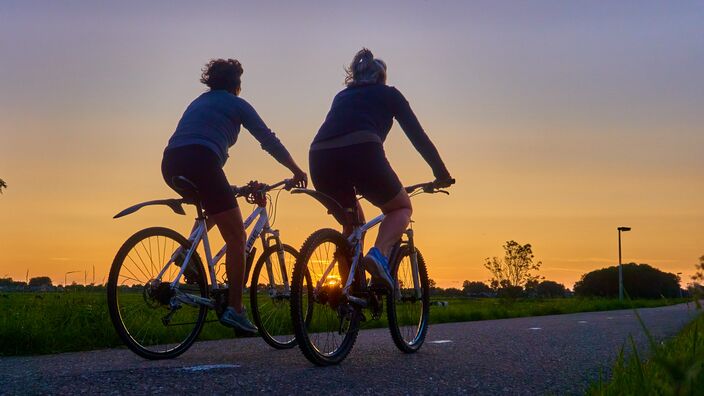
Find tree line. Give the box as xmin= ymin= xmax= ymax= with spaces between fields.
xmin=439 ymin=240 xmax=695 ymax=299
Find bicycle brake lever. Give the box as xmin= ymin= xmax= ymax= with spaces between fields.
xmin=435 ymin=189 xmax=450 ymax=195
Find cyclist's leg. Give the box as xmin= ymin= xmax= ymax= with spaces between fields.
xmin=351 ymin=143 xmax=407 ymax=257
xmin=375 ymin=189 xmax=412 ymax=257
xmin=209 ymin=208 xmax=247 ymax=311
xmin=310 ymin=147 xmax=359 ymax=282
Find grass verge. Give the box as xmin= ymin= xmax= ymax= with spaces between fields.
xmin=587 ymin=306 xmax=703 ymax=395
xmin=0 ymin=291 xmax=687 ymax=356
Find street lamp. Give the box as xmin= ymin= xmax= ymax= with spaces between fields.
xmin=64 ymin=270 xmax=80 ymax=287
xmin=618 ymin=226 xmax=631 ymax=301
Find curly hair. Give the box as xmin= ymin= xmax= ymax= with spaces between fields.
xmin=344 ymin=48 xmax=387 ymax=87
xmin=200 ymin=59 xmax=243 ymax=93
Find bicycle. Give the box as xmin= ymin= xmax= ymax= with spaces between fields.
xmin=107 ymin=177 xmax=308 ymax=360
xmin=289 ymin=179 xmax=454 ymax=366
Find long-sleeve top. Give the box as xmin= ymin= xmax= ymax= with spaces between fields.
xmin=165 ymin=90 xmax=290 ymax=166
xmin=312 ymin=84 xmax=450 ymax=179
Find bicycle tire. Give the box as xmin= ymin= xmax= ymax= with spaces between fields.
xmin=107 ymin=227 xmax=208 ymax=360
xmin=249 ymin=243 xmax=301 ymax=349
xmin=387 ymin=245 xmax=430 ymax=353
xmin=291 ymin=228 xmax=360 ymax=366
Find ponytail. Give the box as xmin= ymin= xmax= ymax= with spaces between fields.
xmin=344 ymin=48 xmax=387 ymax=87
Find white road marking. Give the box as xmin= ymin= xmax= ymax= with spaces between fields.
xmin=528 ymin=327 xmax=542 ymax=330
xmin=179 ymin=364 xmax=241 ymax=372
xmin=429 ymin=340 xmax=453 ymax=344
xmin=607 ymin=317 xmax=614 ymax=320
xmin=578 ymin=321 xmax=588 ymax=324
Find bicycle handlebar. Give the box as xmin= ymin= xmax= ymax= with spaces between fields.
xmin=404 ymin=178 xmax=456 ymax=195
xmin=232 ymin=179 xmax=292 ymax=197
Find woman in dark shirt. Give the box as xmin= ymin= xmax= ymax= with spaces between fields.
xmin=162 ymin=59 xmax=307 ymax=333
xmin=310 ymin=48 xmax=453 ymax=289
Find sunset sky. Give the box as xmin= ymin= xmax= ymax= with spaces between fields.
xmin=1 ymin=1 xmax=702 ymax=288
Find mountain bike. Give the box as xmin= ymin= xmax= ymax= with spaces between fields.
xmin=107 ymin=178 xmax=307 ymax=360
xmin=290 ymin=179 xmax=454 ymax=365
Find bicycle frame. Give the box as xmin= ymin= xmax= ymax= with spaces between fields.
xmin=316 ymin=212 xmax=422 ymax=304
xmin=155 ymin=204 xmax=288 ymax=307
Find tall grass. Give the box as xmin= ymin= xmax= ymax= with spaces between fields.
xmin=588 ymin=307 xmax=703 ymax=395
xmin=0 ymin=292 xmax=687 ymax=356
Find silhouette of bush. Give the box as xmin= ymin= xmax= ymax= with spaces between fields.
xmin=462 ymin=280 xmax=492 ymax=296
xmin=535 ymin=280 xmax=568 ymax=298
xmin=574 ymin=263 xmax=679 ymax=298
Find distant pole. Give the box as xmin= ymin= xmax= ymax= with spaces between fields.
xmin=677 ymin=272 xmax=683 ymax=299
xmin=617 ymin=227 xmax=631 ymax=301
xmin=64 ymin=271 xmax=79 ymax=287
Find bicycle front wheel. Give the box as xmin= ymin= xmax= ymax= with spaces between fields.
xmin=387 ymin=245 xmax=430 ymax=353
xmin=250 ymin=243 xmax=300 ymax=349
xmin=291 ymin=228 xmax=360 ymax=366
xmin=107 ymin=227 xmax=208 ymax=360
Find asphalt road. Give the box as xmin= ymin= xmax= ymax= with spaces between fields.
xmin=1 ymin=303 xmax=699 ymax=395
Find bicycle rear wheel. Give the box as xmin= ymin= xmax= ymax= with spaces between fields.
xmin=107 ymin=227 xmax=208 ymax=360
xmin=291 ymin=228 xmax=360 ymax=366
xmin=387 ymin=245 xmax=430 ymax=353
xmin=250 ymin=243 xmax=301 ymax=349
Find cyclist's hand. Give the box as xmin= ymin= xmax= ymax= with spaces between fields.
xmin=434 ymin=177 xmax=455 ymax=189
xmin=290 ymin=169 xmax=308 ymax=189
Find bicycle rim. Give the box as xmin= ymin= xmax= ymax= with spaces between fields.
xmin=107 ymin=227 xmax=208 ymax=359
xmin=250 ymin=244 xmax=300 ymax=349
xmin=387 ymin=245 xmax=430 ymax=353
xmin=292 ymin=229 xmax=360 ymax=365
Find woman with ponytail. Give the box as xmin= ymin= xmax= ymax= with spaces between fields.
xmin=309 ymin=48 xmax=453 ymax=289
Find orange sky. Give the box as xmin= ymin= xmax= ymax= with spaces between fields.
xmin=1 ymin=2 xmax=703 ymax=288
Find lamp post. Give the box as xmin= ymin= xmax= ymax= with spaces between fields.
xmin=617 ymin=226 xmax=631 ymax=301
xmin=64 ymin=270 xmax=80 ymax=287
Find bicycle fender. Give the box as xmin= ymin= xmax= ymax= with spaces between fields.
xmin=113 ymin=199 xmax=187 ymax=218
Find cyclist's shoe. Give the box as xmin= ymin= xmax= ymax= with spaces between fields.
xmin=219 ymin=307 xmax=258 ymax=335
xmin=362 ymin=247 xmax=394 ymax=291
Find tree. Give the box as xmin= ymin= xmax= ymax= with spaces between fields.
xmin=535 ymin=280 xmax=567 ymax=298
xmin=484 ymin=240 xmax=542 ymax=290
xmin=0 ymin=178 xmax=6 ymax=194
xmin=28 ymin=276 xmax=53 ymax=287
xmin=574 ymin=263 xmax=679 ymax=298
xmin=462 ymin=280 xmax=492 ymax=296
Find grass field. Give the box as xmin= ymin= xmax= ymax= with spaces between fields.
xmin=587 ymin=308 xmax=703 ymax=395
xmin=0 ymin=291 xmax=688 ymax=356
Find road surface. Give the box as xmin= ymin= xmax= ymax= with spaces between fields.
xmin=0 ymin=303 xmax=699 ymax=395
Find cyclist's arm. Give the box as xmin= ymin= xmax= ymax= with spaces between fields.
xmin=238 ymin=99 xmax=291 ymax=164
xmin=389 ymin=88 xmax=451 ymax=180
xmin=238 ymin=99 xmax=307 ymax=185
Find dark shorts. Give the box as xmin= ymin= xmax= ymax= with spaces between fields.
xmin=309 ymin=142 xmax=403 ymax=209
xmin=161 ymin=144 xmax=238 ymax=214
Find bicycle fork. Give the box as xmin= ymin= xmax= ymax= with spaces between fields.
xmin=404 ymin=228 xmax=422 ymax=300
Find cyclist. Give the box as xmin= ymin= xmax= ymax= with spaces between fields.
xmin=309 ymin=48 xmax=453 ymax=290
xmin=162 ymin=59 xmax=307 ymax=333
